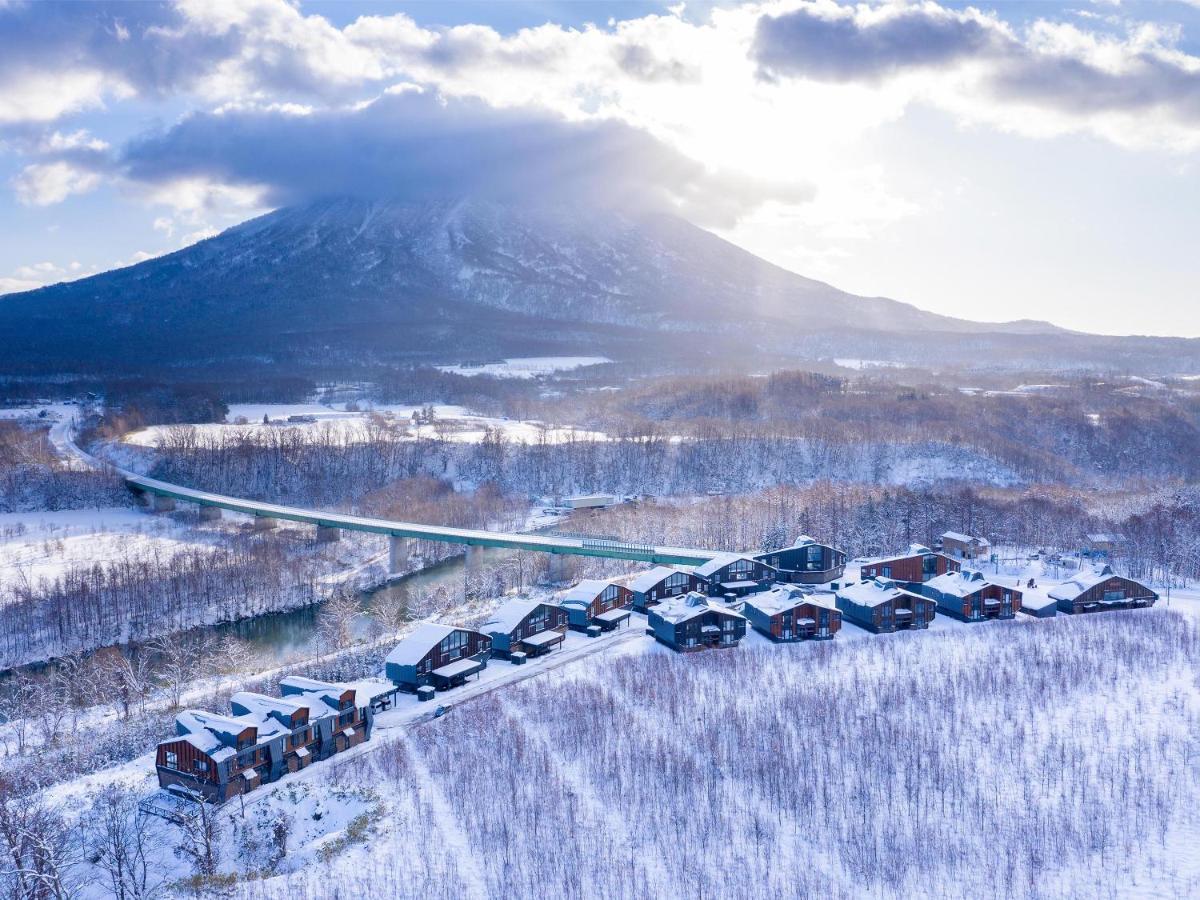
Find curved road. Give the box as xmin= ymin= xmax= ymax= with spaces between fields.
xmin=53 ymin=415 xmax=716 ymax=567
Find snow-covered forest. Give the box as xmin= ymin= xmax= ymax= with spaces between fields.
xmin=11 ymin=608 xmax=1196 ymax=899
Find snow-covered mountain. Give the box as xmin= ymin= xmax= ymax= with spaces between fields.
xmin=0 ymin=197 xmax=1192 ymax=373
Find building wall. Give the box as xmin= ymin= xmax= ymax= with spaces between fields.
xmin=756 ymin=545 xmax=846 ymax=584
xmin=635 ymin=572 xmax=706 ymax=610
xmin=1059 ymin=576 xmax=1157 ymax=614
xmin=860 ymin=553 xmax=960 ymax=586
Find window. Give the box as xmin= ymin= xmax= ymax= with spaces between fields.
xmin=194 ymin=759 xmax=208 ymax=773
xmin=165 ymin=751 xmax=179 ymax=769
xmin=339 ymin=711 xmax=354 ymax=727
xmin=666 ymin=572 xmax=688 ymax=589
xmin=882 ymin=566 xmax=892 ymax=578
xmin=729 ymin=559 xmax=754 ymax=576
xmin=922 ymin=555 xmax=938 ymax=577
xmin=807 ymin=545 xmax=823 ymax=568
xmin=1103 ymin=590 xmax=1126 ymax=602
xmin=441 ymin=630 xmax=468 ymax=660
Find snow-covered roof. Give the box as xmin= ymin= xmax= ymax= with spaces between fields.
xmin=792 ymin=535 xmax=816 ymax=547
xmin=869 ymin=545 xmax=938 ymax=566
xmin=924 ymin=570 xmax=990 ymax=598
xmin=559 ymin=578 xmax=615 ymax=607
xmin=386 ymin=623 xmax=456 ymax=666
xmin=627 ymin=565 xmax=684 ymax=593
xmin=941 ymin=531 xmax=987 ymax=544
xmin=652 ymin=591 xmax=746 ymax=624
xmin=1048 ymin=566 xmax=1117 ymax=601
xmin=431 ymin=658 xmax=482 ymax=679
xmin=230 ymin=691 xmax=310 ymax=722
xmin=694 ymin=552 xmax=758 ymax=578
xmin=173 ymin=709 xmax=269 ymax=760
xmin=837 ymin=578 xmax=921 ymax=608
xmin=744 ymin=585 xmax=837 ymax=616
xmin=484 ymin=598 xmax=543 ymax=635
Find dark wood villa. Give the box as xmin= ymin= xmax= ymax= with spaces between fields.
xmin=647 ymin=592 xmax=747 ymax=652
xmin=385 ymin=623 xmax=492 ymax=691
xmin=753 ymin=536 xmax=846 ymax=585
xmin=858 ymin=545 xmax=961 ymax=590
xmin=278 ymin=676 xmax=374 ymax=750
xmin=484 ymin=598 xmax=570 ymax=658
xmin=1048 ymin=566 xmax=1157 ymax=615
xmin=694 ymin=553 xmax=777 ymax=598
xmin=626 ymin=565 xmax=707 ymax=612
xmin=835 ymin=577 xmax=937 ymax=633
xmin=940 ymin=531 xmax=991 ymax=561
xmin=742 ymin=586 xmax=841 ymax=641
xmin=155 ymin=677 xmax=379 ymax=803
xmin=920 ymin=570 xmax=1022 ymax=622
xmin=155 ymin=710 xmax=274 ymax=803
xmin=559 ymin=578 xmax=634 ymax=631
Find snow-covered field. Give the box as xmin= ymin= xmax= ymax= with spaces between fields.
xmin=0 ymin=507 xmax=212 ymax=591
xmin=435 ymin=355 xmax=611 ymax=378
xmin=27 ymin=561 xmax=1198 ymax=899
xmin=123 ymin=402 xmax=606 ymax=447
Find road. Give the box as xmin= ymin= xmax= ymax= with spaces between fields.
xmin=54 ymin=415 xmax=718 ymax=566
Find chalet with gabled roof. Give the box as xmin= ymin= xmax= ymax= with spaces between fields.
xmin=278 ymin=676 xmax=374 ymax=750
xmin=626 ymin=565 xmax=706 ymax=612
xmin=1048 ymin=566 xmax=1157 ymax=615
xmin=385 ymin=623 xmax=491 ymax=691
xmin=743 ymin=586 xmax=841 ymax=641
xmin=484 ymin=598 xmax=569 ymax=658
xmin=940 ymin=531 xmax=991 ymax=561
xmin=836 ymin=577 xmax=936 ymax=633
xmin=754 ymin=536 xmax=846 ymax=585
xmin=858 ymin=545 xmax=960 ymax=590
xmin=920 ymin=571 xmax=1021 ymax=622
xmin=648 ymin=592 xmax=746 ymax=652
xmin=155 ymin=710 xmax=273 ymax=803
xmin=559 ymin=578 xmax=634 ymax=632
xmin=694 ymin=553 xmax=777 ymax=598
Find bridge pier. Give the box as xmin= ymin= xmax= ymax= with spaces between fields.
xmin=197 ymin=506 xmax=222 ymax=522
xmin=546 ymin=552 xmax=569 ymax=583
xmin=151 ymin=494 xmax=175 ymax=513
xmin=316 ymin=525 xmax=340 ymax=543
xmin=388 ymin=536 xmax=411 ymax=575
xmin=465 ymin=545 xmax=484 ymax=574
xmin=252 ymin=515 xmax=278 ymax=532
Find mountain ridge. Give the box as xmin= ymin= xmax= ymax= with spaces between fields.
xmin=0 ymin=197 xmax=1191 ymax=375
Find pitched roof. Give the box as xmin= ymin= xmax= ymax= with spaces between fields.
xmin=484 ymin=598 xmax=544 ymax=635
xmin=837 ymin=578 xmax=923 ymax=608
xmin=627 ymin=565 xmax=686 ymax=593
xmin=559 ymin=578 xmax=615 ymax=606
xmin=230 ymin=691 xmax=310 ymax=722
xmin=941 ymin=531 xmax=986 ymax=544
xmin=1047 ymin=566 xmax=1118 ymax=601
xmin=744 ymin=585 xmax=837 ymax=616
xmin=385 ymin=623 xmax=457 ymax=666
xmin=867 ymin=545 xmax=940 ymax=566
xmin=694 ymin=552 xmax=758 ymax=578
xmin=652 ymin=591 xmax=746 ymax=625
xmin=923 ymin=570 xmax=990 ymax=598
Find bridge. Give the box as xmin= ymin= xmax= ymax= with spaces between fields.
xmin=55 ymin=419 xmax=718 ymax=574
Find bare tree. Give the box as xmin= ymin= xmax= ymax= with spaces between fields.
xmin=173 ymin=800 xmax=221 ymax=880
xmin=316 ymin=588 xmax=363 ymax=654
xmin=0 ymin=787 xmax=80 ymax=899
xmin=84 ymin=785 xmax=163 ymax=900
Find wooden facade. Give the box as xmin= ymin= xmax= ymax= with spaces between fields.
xmin=836 ymin=578 xmax=937 ymax=634
xmin=648 ymin=593 xmax=747 ymax=652
xmin=485 ymin=599 xmax=570 ymax=658
xmin=1050 ymin=569 xmax=1157 ymax=615
xmin=859 ymin=548 xmax=961 ymax=588
xmin=743 ymin=589 xmax=842 ymax=641
xmin=754 ymin=538 xmax=846 ymax=585
xmin=920 ymin=571 xmax=1022 ymax=622
xmin=694 ymin=553 xmax=778 ymax=598
xmin=386 ymin=623 xmax=492 ymax=690
xmin=560 ymin=579 xmax=634 ymax=631
xmin=940 ymin=532 xmax=991 ymax=561
xmin=627 ymin=566 xmax=707 ymax=612
xmin=156 ymin=680 xmax=376 ymax=803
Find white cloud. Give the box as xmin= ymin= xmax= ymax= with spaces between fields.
xmin=12 ymin=161 xmax=101 ymax=206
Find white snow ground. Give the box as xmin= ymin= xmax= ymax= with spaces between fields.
xmin=434 ymin=356 xmax=611 ymax=378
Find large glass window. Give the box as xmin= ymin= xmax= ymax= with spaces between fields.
xmin=165 ymin=751 xmax=178 ymax=769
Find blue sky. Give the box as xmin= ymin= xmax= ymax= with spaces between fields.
xmin=1 ymin=0 xmax=1198 ymax=336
